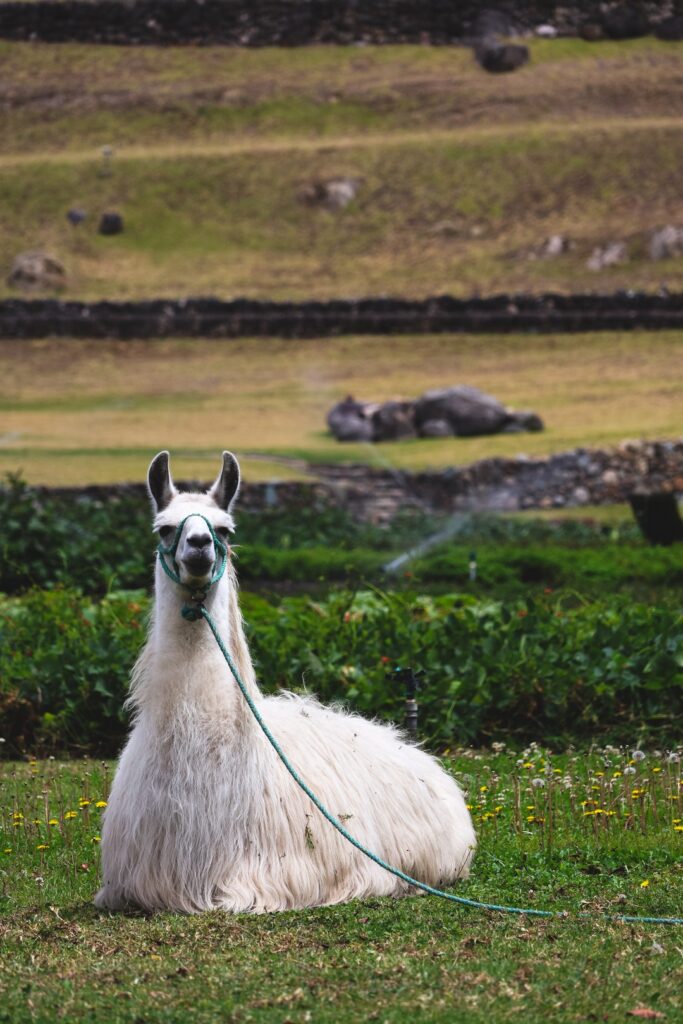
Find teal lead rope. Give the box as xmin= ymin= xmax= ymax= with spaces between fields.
xmin=160 ymin=529 xmax=683 ymax=926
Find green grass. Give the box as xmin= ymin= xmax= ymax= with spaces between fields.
xmin=2 ymin=122 xmax=682 ymax=300
xmin=1 ymin=38 xmax=682 ymax=300
xmin=1 ymin=331 xmax=681 ymax=484
xmin=1 ymin=751 xmax=681 ymax=1023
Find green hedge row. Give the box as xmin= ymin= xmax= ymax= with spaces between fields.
xmin=2 ymin=587 xmax=681 ymax=756
xmin=1 ymin=475 xmax=659 ymax=596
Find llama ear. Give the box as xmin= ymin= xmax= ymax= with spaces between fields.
xmin=147 ymin=451 xmax=177 ymax=513
xmin=208 ymin=451 xmax=241 ymax=512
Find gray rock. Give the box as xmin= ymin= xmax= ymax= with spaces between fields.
xmin=506 ymin=410 xmax=545 ymax=432
xmin=419 ymin=418 xmax=453 ymax=438
xmin=476 ymin=43 xmax=530 ymax=73
xmin=7 ymin=251 xmax=66 ymax=291
xmin=587 ymin=241 xmax=628 ymax=271
xmin=99 ymin=211 xmax=124 ymax=236
xmin=649 ymin=226 xmax=683 ymax=261
xmin=415 ymin=385 xmax=509 ymax=437
xmin=299 ymin=177 xmax=362 ymax=211
xmin=371 ymin=401 xmax=417 ymax=442
xmin=327 ymin=396 xmax=374 ymax=442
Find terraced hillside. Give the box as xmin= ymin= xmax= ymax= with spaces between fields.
xmin=1 ymin=37 xmax=683 ymax=301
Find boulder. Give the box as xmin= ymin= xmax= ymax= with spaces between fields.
xmin=7 ymin=251 xmax=66 ymax=291
xmin=327 ymin=396 xmax=374 ymax=442
xmin=66 ymin=208 xmax=87 ymax=227
xmin=371 ymin=401 xmax=417 ymax=442
xmin=476 ymin=43 xmax=529 ymax=73
xmin=99 ymin=211 xmax=124 ymax=236
xmin=415 ymin=385 xmax=509 ymax=437
xmin=648 ymin=226 xmax=683 ymax=261
xmin=655 ymin=16 xmax=683 ymax=41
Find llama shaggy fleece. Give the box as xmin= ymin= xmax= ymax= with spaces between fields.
xmin=95 ymin=451 xmax=476 ymax=914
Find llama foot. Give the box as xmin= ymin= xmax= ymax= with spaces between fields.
xmin=94 ymin=884 xmax=133 ymax=912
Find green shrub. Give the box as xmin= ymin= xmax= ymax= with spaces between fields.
xmin=1 ymin=587 xmax=681 ymax=756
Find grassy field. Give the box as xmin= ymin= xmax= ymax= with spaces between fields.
xmin=1 ymin=331 xmax=681 ymax=484
xmin=1 ymin=750 xmax=681 ymax=1023
xmin=1 ymin=38 xmax=682 ymax=300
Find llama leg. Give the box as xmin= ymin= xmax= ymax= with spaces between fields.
xmin=94 ymin=883 xmax=135 ymax=912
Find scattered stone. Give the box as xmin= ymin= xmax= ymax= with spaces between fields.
xmin=299 ymin=177 xmax=362 ymax=211
xmin=535 ymin=24 xmax=557 ymax=37
xmin=476 ymin=42 xmax=530 ymax=73
xmin=655 ymin=15 xmax=683 ymax=41
xmin=648 ymin=226 xmax=683 ymax=261
xmin=601 ymin=4 xmax=650 ymax=39
xmin=587 ymin=241 xmax=628 ymax=272
xmin=98 ymin=211 xmax=124 ymax=236
xmin=66 ymin=208 xmax=87 ymax=227
xmin=7 ymin=251 xmax=66 ymax=291
xmin=572 ymin=486 xmax=590 ymax=504
xmin=526 ymin=235 xmax=571 ymax=261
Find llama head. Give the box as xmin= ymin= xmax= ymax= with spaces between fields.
xmin=148 ymin=450 xmax=240 ymax=590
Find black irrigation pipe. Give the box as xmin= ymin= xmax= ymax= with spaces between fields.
xmin=1 ymin=293 xmax=682 ymax=340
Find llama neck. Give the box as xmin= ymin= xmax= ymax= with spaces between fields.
xmin=129 ymin=560 xmax=261 ymax=728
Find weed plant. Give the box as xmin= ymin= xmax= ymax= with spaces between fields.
xmin=2 ymin=587 xmax=681 ymax=757
xmin=0 ymin=747 xmax=681 ymax=1023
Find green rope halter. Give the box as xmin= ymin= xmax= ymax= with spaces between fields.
xmin=157 ymin=513 xmax=228 ymax=620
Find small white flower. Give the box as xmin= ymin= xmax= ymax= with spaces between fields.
xmin=667 ymin=752 xmax=680 ymax=764
xmin=623 ymin=766 xmax=636 ymax=776
xmin=631 ymin=750 xmax=646 ymax=762
xmin=531 ymin=778 xmax=545 ymax=789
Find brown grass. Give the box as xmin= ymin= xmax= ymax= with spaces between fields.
xmin=1 ymin=331 xmax=681 ymax=484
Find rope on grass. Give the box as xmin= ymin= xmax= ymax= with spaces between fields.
xmin=159 ymin=535 xmax=683 ymax=927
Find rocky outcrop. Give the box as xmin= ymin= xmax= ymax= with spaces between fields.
xmin=327 ymin=385 xmax=544 ymax=442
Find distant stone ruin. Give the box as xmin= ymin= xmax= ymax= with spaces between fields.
xmin=327 ymin=385 xmax=544 ymax=443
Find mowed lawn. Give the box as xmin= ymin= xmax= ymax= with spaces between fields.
xmin=0 ymin=331 xmax=682 ymax=485
xmin=1 ymin=752 xmax=681 ymax=1023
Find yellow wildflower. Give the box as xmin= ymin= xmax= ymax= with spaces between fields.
xmin=640 ymin=880 xmax=650 ymax=888
xmin=64 ymin=811 xmax=78 ymax=820
xmin=48 ymin=819 xmax=59 ymax=826
xmin=36 ymin=844 xmax=49 ymax=851
xmin=95 ymin=801 xmax=108 ymax=809
xmin=92 ymin=836 xmax=101 ymax=843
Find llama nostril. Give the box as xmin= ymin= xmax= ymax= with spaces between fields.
xmin=186 ymin=533 xmax=212 ymax=551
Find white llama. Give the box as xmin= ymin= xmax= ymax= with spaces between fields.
xmin=95 ymin=451 xmax=476 ymax=913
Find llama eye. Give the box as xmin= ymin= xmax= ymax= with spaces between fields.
xmin=158 ymin=526 xmax=175 ymax=541
xmin=215 ymin=527 xmax=230 ymax=539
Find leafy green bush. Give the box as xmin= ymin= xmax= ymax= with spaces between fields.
xmin=2 ymin=587 xmax=681 ymax=756
xmin=0 ymin=588 xmax=144 ymax=756
xmin=2 ymin=475 xmax=679 ymax=597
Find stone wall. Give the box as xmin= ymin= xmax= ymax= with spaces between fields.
xmin=0 ymin=0 xmax=679 ymax=46
xmin=2 ymin=293 xmax=683 ymax=340
xmin=33 ymin=439 xmax=683 ymax=522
